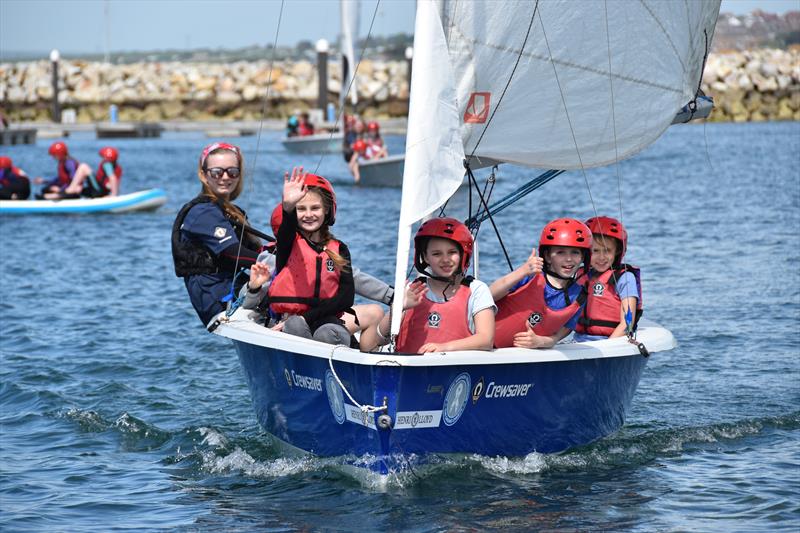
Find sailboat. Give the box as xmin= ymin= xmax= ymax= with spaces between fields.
xmin=214 ymin=0 xmax=721 ymax=476
xmin=280 ymin=1 xmax=359 ymax=154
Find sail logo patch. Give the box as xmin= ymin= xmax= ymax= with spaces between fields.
xmin=593 ymin=282 xmax=605 ymax=297
xmin=527 ymin=312 xmax=543 ymax=328
xmin=326 ymin=258 xmax=335 ymax=272
xmin=443 ymin=373 xmax=471 ymax=426
xmin=325 ymin=370 xmax=346 ymax=424
xmin=464 ymin=92 xmax=491 ymax=123
xmin=427 ymin=311 xmax=441 ymax=329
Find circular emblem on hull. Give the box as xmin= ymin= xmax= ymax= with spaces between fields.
xmin=443 ymin=372 xmax=471 ymax=426
xmin=325 ymin=370 xmax=345 ymax=424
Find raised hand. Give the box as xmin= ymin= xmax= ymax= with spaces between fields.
xmin=248 ymin=261 xmax=272 ymax=290
xmin=403 ymin=279 xmax=428 ymax=310
xmin=513 ymin=320 xmax=543 ymax=349
xmin=282 ymin=166 xmax=307 ymax=210
xmin=521 ymin=248 xmax=543 ymax=277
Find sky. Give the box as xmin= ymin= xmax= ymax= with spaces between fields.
xmin=1 ymin=0 xmax=797 ymax=58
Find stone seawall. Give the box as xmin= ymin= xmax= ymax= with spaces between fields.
xmin=1 ymin=48 xmax=798 ymax=123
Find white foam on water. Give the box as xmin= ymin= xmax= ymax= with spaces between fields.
xmin=197 ymin=426 xmax=229 ymax=448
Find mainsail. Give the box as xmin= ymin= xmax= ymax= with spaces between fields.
xmin=340 ymin=0 xmax=360 ymax=107
xmin=391 ymin=0 xmax=721 ymax=335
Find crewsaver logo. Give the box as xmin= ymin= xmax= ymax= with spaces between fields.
xmin=326 ymin=258 xmax=335 ymax=272
xmin=593 ymin=282 xmax=604 ymax=297
xmin=427 ymin=312 xmax=441 ymax=329
xmin=471 ymin=377 xmax=484 ymax=404
xmin=464 ymin=92 xmax=491 ymax=123
xmin=528 ymin=312 xmax=543 ymax=328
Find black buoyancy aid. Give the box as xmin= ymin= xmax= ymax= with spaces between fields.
xmin=268 ymin=234 xmax=342 ymax=314
xmin=395 ymin=277 xmax=474 ymax=354
xmin=576 ymin=265 xmax=643 ymax=336
xmin=494 ymin=273 xmax=587 ymax=348
xmin=171 ymin=196 xmax=259 ymax=277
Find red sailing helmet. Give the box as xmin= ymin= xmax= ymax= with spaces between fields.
xmin=414 ymin=217 xmax=474 ymax=274
xmin=0 ymin=156 xmax=12 ymax=169
xmin=270 ymin=203 xmax=283 ymax=235
xmin=367 ymin=121 xmax=379 ymax=132
xmin=352 ymin=139 xmax=367 ymax=153
xmin=539 ymin=217 xmax=592 ymax=267
xmin=98 ymin=146 xmax=119 ymax=162
xmin=303 ymin=173 xmax=337 ymax=226
xmin=48 ymin=141 xmax=69 ymax=159
xmin=585 ymin=216 xmax=627 ymax=265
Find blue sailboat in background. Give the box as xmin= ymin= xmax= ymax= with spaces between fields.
xmin=215 ymin=0 xmax=722 ymax=477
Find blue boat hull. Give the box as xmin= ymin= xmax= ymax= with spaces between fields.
xmin=232 ymin=337 xmax=647 ymax=473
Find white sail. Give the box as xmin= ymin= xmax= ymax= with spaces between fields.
xmin=440 ymin=0 xmax=721 ymax=170
xmin=391 ymin=0 xmax=466 ymax=335
xmin=340 ymin=0 xmax=360 ymax=106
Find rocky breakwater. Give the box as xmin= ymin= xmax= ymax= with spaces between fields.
xmin=0 ymin=48 xmax=798 ymax=123
xmin=702 ymin=47 xmax=800 ymax=121
xmin=0 ymin=58 xmax=409 ymax=123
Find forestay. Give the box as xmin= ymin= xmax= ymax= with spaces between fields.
xmin=391 ymin=0 xmax=721 ymax=336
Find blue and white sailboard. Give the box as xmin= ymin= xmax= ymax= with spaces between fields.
xmin=0 ymin=189 xmax=167 ymax=215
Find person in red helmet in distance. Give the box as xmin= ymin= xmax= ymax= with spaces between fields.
xmin=361 ymin=217 xmax=496 ymax=354
xmin=64 ymin=146 xmax=122 ymax=198
xmin=491 ymin=218 xmax=591 ymax=349
xmin=0 ymin=156 xmax=31 ymax=200
xmin=364 ymin=121 xmax=388 ymax=160
xmin=33 ymin=141 xmax=92 ymax=199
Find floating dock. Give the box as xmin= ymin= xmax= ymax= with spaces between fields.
xmin=0 ymin=128 xmax=37 ymax=145
xmin=96 ymin=122 xmax=163 ymax=139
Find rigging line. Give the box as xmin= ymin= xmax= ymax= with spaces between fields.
xmin=465 ymin=164 xmax=513 ymax=271
xmin=537 ymin=7 xmax=600 ymax=222
xmin=466 ymin=0 xmax=539 ymax=161
xmin=604 ymin=0 xmax=624 ymax=226
xmin=228 ymin=0 xmax=285 ymax=296
xmin=605 ymin=0 xmax=624 ymax=291
xmin=313 ymin=0 xmax=382 ymax=175
xmin=465 ymin=169 xmax=564 ymax=226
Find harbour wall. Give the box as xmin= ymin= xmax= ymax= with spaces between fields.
xmin=1 ymin=48 xmax=798 ymax=123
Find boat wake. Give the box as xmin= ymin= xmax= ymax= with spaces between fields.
xmin=60 ymin=407 xmax=799 ymax=488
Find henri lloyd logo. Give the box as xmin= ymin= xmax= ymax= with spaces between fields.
xmin=427 ymin=311 xmax=441 ymax=329
xmin=394 ymin=410 xmax=442 ymax=430
xmin=325 ymin=258 xmax=335 ymax=272
xmin=527 ymin=312 xmax=543 ymax=328
xmin=593 ymin=282 xmax=605 ymax=297
xmin=464 ymin=92 xmax=491 ymax=123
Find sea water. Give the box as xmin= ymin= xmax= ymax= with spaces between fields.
xmin=1 ymin=122 xmax=798 ymax=531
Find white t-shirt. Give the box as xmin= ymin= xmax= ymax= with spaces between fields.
xmin=423 ymin=278 xmax=496 ymax=333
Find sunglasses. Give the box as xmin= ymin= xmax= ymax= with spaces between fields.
xmin=205 ymin=167 xmax=241 ymax=180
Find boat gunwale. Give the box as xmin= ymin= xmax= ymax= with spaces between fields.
xmin=215 ymin=308 xmax=675 ymax=367
xmin=0 ymin=188 xmax=167 ymax=214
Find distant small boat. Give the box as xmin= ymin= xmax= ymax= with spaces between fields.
xmin=357 ymin=154 xmax=405 ymax=187
xmin=0 ymin=189 xmax=167 ymax=215
xmin=281 ymin=132 xmax=344 ymax=154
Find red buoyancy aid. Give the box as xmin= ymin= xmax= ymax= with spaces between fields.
xmin=95 ymin=162 xmax=123 ymax=191
xmin=57 ymin=157 xmax=79 ymax=187
xmin=268 ymin=235 xmax=341 ymax=315
xmin=494 ymin=273 xmax=586 ymax=348
xmin=395 ymin=278 xmax=473 ymax=353
xmin=575 ymin=265 xmax=643 ymax=336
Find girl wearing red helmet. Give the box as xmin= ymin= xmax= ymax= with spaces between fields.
xmin=80 ymin=146 xmax=123 ymax=197
xmin=362 ymin=217 xmax=496 ymax=354
xmin=491 ymin=218 xmax=592 ymax=349
xmin=365 ymin=121 xmax=388 ymax=160
xmin=0 ymin=156 xmax=31 ymax=200
xmin=573 ymin=216 xmax=642 ymax=341
xmin=346 ymin=119 xmax=367 ymax=183
xmin=33 ymin=141 xmax=92 ymax=199
xmin=172 ymin=142 xmax=264 ymax=326
xmin=268 ymin=167 xmax=354 ymax=345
